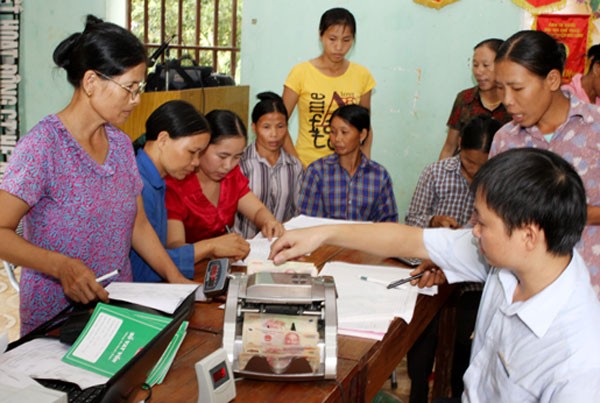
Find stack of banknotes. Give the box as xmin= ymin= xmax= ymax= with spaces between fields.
xmin=239 ymin=312 xmax=320 ymax=374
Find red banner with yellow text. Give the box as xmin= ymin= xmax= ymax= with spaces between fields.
xmin=535 ymin=14 xmax=591 ymax=83
xmin=512 ymin=0 xmax=565 ymax=13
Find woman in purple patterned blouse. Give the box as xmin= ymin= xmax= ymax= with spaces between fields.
xmin=0 ymin=15 xmax=191 ymax=335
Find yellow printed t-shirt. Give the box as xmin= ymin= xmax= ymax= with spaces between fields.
xmin=284 ymin=61 xmax=376 ymax=167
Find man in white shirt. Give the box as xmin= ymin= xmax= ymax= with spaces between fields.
xmin=270 ymin=148 xmax=600 ymax=402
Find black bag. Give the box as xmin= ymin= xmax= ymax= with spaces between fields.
xmin=146 ymin=55 xmax=218 ymax=92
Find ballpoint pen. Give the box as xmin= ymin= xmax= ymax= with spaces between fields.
xmin=386 ymin=272 xmax=426 ymax=289
xmin=96 ymin=269 xmax=120 ymax=283
xmin=225 ymin=225 xmax=232 ymax=233
xmin=358 ymin=275 xmax=389 ymax=286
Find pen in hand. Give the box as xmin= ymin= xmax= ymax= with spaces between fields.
xmin=387 ymin=272 xmax=426 ymax=289
xmin=96 ymin=269 xmax=120 ymax=283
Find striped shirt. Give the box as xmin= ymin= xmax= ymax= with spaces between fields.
xmin=235 ymin=143 xmax=303 ymax=238
xmin=298 ymin=153 xmax=398 ymax=222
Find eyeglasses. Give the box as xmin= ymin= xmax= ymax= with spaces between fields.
xmin=95 ymin=71 xmax=146 ymax=100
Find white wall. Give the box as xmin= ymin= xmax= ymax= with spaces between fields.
xmin=19 ymin=0 xmax=524 ymax=215
xmin=20 ymin=1 xmax=108 ymax=132
xmin=240 ymin=0 xmax=522 ymax=215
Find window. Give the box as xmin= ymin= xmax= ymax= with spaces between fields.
xmin=127 ymin=0 xmax=242 ymax=81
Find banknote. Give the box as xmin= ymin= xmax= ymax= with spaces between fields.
xmin=242 ymin=312 xmax=319 ymax=348
xmin=238 ymin=348 xmax=320 ymax=374
xmin=240 ymin=312 xmax=321 ymax=373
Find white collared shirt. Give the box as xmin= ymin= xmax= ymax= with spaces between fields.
xmin=424 ymin=228 xmax=600 ymax=402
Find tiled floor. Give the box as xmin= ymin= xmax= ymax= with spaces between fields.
xmin=0 ymin=265 xmax=20 ymax=343
xmin=379 ymin=358 xmax=412 ymax=402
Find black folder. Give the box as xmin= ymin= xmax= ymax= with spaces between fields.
xmin=7 ymin=293 xmax=195 ymax=403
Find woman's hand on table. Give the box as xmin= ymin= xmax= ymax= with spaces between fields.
xmin=261 ymin=220 xmax=285 ymax=240
xmin=204 ymin=233 xmax=250 ymax=261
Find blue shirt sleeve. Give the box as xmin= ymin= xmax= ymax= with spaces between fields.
xmin=166 ymin=244 xmax=195 ymax=279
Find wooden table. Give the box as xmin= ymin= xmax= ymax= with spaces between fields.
xmin=149 ymin=246 xmax=453 ymax=402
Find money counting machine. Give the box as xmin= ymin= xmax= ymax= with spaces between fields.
xmin=223 ymin=272 xmax=337 ymax=380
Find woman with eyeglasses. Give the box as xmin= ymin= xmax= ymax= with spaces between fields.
xmin=0 ymin=15 xmax=192 ymax=336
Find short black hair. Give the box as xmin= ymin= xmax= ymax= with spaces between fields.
xmin=587 ymin=44 xmax=600 ymax=71
xmin=461 ymin=115 xmax=501 ymax=153
xmin=472 ymin=148 xmax=586 ymax=256
xmin=145 ymin=100 xmax=209 ymax=141
xmin=330 ymin=104 xmax=370 ymax=133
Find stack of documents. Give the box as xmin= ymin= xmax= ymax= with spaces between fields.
xmin=145 ymin=321 xmax=188 ymax=386
xmin=320 ymin=262 xmax=437 ymax=340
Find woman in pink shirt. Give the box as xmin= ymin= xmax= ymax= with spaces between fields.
xmin=562 ymin=44 xmax=600 ymax=105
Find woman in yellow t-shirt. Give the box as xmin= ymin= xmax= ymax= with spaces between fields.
xmin=282 ymin=7 xmax=376 ymax=168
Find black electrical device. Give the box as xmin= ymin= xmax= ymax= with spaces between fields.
xmin=203 ymin=258 xmax=231 ymax=298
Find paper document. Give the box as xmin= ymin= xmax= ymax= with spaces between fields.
xmin=232 ymin=237 xmax=275 ymax=266
xmin=283 ymin=214 xmax=370 ymax=230
xmin=320 ymin=262 xmax=429 ymax=340
xmin=0 ymin=338 xmax=108 ymax=389
xmin=105 ymin=282 xmax=198 ymax=314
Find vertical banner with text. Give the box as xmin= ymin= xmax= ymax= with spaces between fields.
xmin=535 ymin=14 xmax=591 ymax=83
xmin=0 ymin=1 xmax=21 ymax=183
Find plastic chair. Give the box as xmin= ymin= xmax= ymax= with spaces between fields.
xmin=2 ymin=221 xmax=22 ymax=293
xmin=2 ymin=260 xmax=19 ymax=293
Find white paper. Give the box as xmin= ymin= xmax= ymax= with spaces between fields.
xmin=0 ymin=338 xmax=108 ymax=389
xmin=283 ymin=214 xmax=370 ymax=230
xmin=105 ymin=282 xmax=199 ymax=314
xmin=195 ymin=284 xmax=207 ymax=302
xmin=320 ymin=262 xmax=426 ymax=338
xmin=232 ymin=237 xmax=275 ymax=266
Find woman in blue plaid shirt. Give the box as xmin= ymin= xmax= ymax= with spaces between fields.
xmin=297 ymin=104 xmax=398 ymax=222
